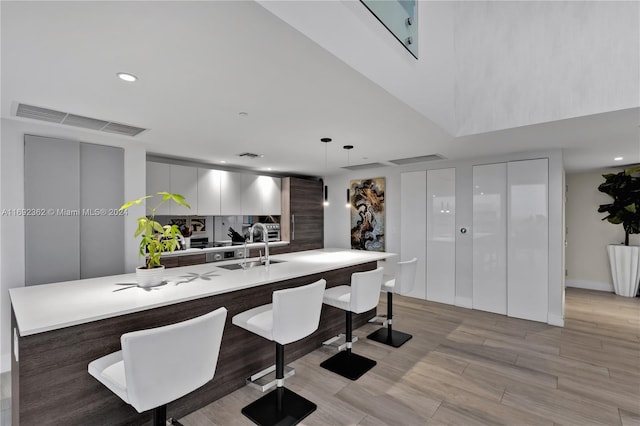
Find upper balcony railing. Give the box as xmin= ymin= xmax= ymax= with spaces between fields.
xmin=361 ymin=0 xmax=418 ymax=58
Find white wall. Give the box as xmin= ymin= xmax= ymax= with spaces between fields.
xmin=324 ymin=149 xmax=565 ymax=325
xmin=566 ymin=169 xmax=640 ymax=292
xmin=0 ymin=118 xmax=145 ymax=373
xmin=260 ymin=1 xmax=639 ymax=137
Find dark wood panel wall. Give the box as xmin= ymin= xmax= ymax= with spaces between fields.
xmin=12 ymin=262 xmax=377 ymax=425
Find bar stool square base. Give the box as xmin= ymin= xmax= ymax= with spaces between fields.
xmin=367 ymin=328 xmax=413 ymax=348
xmin=320 ymin=350 xmax=376 ymax=380
xmin=241 ymin=387 xmax=316 ymax=426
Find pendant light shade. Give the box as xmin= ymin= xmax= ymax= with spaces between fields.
xmin=321 ymin=138 xmax=332 ymax=207
xmin=344 ymin=145 xmax=354 ymax=208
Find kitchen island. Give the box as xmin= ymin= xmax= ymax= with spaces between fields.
xmin=10 ymin=248 xmax=394 ymax=425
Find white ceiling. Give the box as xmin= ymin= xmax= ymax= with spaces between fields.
xmin=2 ymin=1 xmax=638 ymax=176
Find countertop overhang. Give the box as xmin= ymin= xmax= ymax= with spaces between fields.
xmin=10 ymin=248 xmax=395 ymax=336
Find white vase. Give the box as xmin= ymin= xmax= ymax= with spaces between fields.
xmin=135 ymin=265 xmax=165 ymax=288
xmin=607 ymin=245 xmax=640 ymax=297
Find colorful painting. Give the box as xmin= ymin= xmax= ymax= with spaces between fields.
xmin=350 ymin=177 xmax=385 ymax=252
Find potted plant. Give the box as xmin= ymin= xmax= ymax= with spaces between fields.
xmin=597 ymin=165 xmax=640 ymax=297
xmin=119 ymin=192 xmax=191 ymax=287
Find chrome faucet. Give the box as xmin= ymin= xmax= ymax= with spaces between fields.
xmin=249 ymin=223 xmax=269 ymax=266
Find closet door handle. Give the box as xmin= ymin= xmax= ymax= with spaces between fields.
xmin=291 ymin=214 xmax=295 ymax=241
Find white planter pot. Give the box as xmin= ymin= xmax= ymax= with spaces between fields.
xmin=607 ymin=245 xmax=640 ymax=297
xmin=135 ymin=265 xmax=165 ymax=288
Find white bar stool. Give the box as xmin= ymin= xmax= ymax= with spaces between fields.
xmin=320 ymin=267 xmax=384 ymax=380
xmin=88 ymin=307 xmax=227 ymax=426
xmin=232 ymin=279 xmax=326 ymax=426
xmin=367 ymin=258 xmax=417 ymax=347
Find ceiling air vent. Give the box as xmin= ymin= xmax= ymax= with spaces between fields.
xmin=237 ymin=152 xmax=263 ymax=159
xmin=15 ymin=103 xmax=147 ymax=137
xmin=389 ymin=154 xmax=446 ymax=165
xmin=342 ymin=162 xmax=388 ymax=171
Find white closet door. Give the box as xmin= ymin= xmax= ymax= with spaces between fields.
xmin=507 ymin=159 xmax=548 ymax=322
xmin=426 ymin=168 xmax=456 ymax=305
xmin=472 ymin=163 xmax=507 ymax=314
xmin=400 ymin=171 xmax=426 ymax=299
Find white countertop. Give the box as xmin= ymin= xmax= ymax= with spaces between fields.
xmin=10 ymin=248 xmax=395 ymax=336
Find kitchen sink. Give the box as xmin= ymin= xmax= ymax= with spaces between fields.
xmin=217 ymin=259 xmax=285 ymax=270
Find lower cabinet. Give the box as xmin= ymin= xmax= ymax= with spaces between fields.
xmin=161 ymin=253 xmax=206 ymax=268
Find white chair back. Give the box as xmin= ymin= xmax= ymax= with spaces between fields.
xmin=350 ymin=267 xmax=384 ymax=314
xmin=395 ymin=258 xmax=418 ymax=295
xmin=122 ymin=307 xmax=227 ymax=413
xmin=273 ymin=279 xmax=326 ymax=345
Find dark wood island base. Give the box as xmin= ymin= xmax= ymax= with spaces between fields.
xmin=11 ymin=261 xmax=377 ymax=426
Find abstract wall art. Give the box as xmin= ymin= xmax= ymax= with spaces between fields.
xmin=350 ymin=177 xmax=385 ymax=251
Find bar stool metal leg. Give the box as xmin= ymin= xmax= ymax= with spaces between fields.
xmin=320 ymin=312 xmax=377 ymax=380
xmin=241 ymin=343 xmax=317 ymax=426
xmin=367 ymin=292 xmax=413 ymax=348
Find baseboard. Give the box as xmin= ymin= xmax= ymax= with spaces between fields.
xmin=455 ymin=296 xmax=472 ymax=309
xmin=547 ymin=313 xmax=564 ymax=327
xmin=566 ymin=279 xmax=613 ymax=292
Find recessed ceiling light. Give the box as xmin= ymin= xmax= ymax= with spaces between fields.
xmin=220 ymin=160 xmax=226 ymax=164
xmin=266 ymin=168 xmax=272 ymax=171
xmin=238 ymin=112 xmax=248 ymax=117
xmin=116 ymin=72 xmax=138 ymax=82
xmin=614 ymin=156 xmax=624 ymax=161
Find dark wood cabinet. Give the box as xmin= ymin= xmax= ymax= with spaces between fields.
xmin=161 ymin=253 xmax=206 ymax=268
xmin=276 ymin=177 xmax=324 ymax=254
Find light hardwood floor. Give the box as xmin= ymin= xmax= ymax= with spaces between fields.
xmin=179 ymin=288 xmax=640 ymax=426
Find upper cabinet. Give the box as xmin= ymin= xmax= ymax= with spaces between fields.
xmin=242 ymin=174 xmax=282 ymax=216
xmin=147 ymin=163 xmax=198 ymax=216
xmin=146 ymin=162 xmax=172 ymax=216
xmin=197 ymin=168 xmax=221 ymax=216
xmin=170 ymin=164 xmax=198 ymax=215
xmin=147 ymin=161 xmax=281 ymax=216
xmin=219 ymin=171 xmax=244 ymax=215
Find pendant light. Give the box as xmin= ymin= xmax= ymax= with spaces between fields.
xmin=321 ymin=138 xmax=332 ymax=206
xmin=343 ymin=145 xmax=354 ymax=208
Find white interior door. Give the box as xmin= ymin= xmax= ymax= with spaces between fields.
xmin=507 ymin=159 xmax=549 ymax=322
xmin=426 ymin=168 xmax=456 ymax=305
xmin=472 ymin=163 xmax=507 ymax=314
xmin=400 ymin=171 xmax=426 ymax=299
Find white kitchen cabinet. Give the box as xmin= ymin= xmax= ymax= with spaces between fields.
xmin=472 ymin=163 xmax=507 ymax=314
xmin=400 ymin=171 xmax=427 ymax=299
xmin=241 ymin=174 xmax=262 ymax=215
xmin=241 ymin=174 xmax=282 ymax=216
xmin=146 ymin=162 xmax=172 ymax=216
xmin=220 ymin=171 xmax=244 ymax=215
xmin=507 ymin=158 xmax=549 ymax=322
xmin=426 ymin=168 xmax=456 ymax=305
xmin=197 ymin=168 xmax=221 ymax=215
xmin=169 ymin=164 xmax=197 ymax=215
xmin=261 ymin=176 xmax=282 ymax=215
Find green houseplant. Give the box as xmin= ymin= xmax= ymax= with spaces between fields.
xmin=597 ymin=165 xmax=640 ymax=296
xmin=119 ymin=192 xmax=190 ymax=287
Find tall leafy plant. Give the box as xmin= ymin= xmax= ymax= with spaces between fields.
xmin=597 ymin=165 xmax=640 ymax=246
xmin=119 ymin=192 xmax=191 ymax=269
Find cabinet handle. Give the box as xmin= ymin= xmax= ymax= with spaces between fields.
xmin=291 ymin=214 xmax=295 ymax=241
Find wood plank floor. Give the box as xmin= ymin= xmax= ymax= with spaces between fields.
xmin=181 ymin=288 xmax=639 ymax=425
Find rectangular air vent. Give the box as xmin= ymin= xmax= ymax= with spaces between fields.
xmin=237 ymin=152 xmax=262 ymax=159
xmin=15 ymin=103 xmax=146 ymax=137
xmin=389 ymin=154 xmax=446 ymax=165
xmin=342 ymin=162 xmax=388 ymax=171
